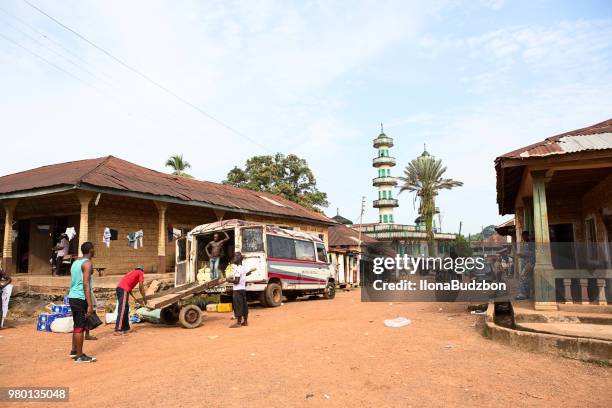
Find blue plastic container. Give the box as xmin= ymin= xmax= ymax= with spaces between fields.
xmin=51 ymin=304 xmax=71 ymax=315
xmin=36 ymin=313 xmax=67 ymax=331
xmin=36 ymin=314 xmax=48 ymax=331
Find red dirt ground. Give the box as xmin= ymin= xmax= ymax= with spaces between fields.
xmin=0 ymin=290 xmax=610 ymax=407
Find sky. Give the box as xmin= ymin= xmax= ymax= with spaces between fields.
xmin=0 ymin=0 xmax=611 ymax=235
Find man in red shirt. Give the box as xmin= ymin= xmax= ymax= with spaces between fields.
xmin=114 ymin=266 xmax=147 ymax=335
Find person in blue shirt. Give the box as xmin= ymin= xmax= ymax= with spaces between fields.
xmin=67 ymin=242 xmax=96 ymax=363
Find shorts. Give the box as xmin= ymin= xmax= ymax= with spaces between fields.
xmin=68 ymin=298 xmax=88 ymax=333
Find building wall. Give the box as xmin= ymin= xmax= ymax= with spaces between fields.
xmin=2 ymin=191 xmax=330 ymax=276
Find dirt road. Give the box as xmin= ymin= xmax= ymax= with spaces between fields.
xmin=0 ymin=291 xmax=610 ymax=407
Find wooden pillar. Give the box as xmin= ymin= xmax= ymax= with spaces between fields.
xmin=531 ymin=171 xmax=557 ymax=310
xmin=213 ymin=209 xmax=225 ymax=221
xmin=2 ymin=200 xmax=18 ymax=273
xmin=154 ymin=201 xmax=167 ymax=274
xmin=76 ymin=191 xmax=95 ymax=256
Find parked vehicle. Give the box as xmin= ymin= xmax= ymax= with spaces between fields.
xmin=175 ymin=219 xmax=336 ymax=307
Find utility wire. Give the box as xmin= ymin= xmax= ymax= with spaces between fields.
xmin=0 ymin=31 xmax=108 ymax=94
xmin=0 ymin=15 xmax=115 ymax=88
xmin=22 ymin=0 xmax=272 ymax=153
xmin=0 ymin=6 xmax=115 ymax=83
xmin=0 ymin=32 xmax=172 ymax=131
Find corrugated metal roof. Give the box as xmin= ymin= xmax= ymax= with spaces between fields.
xmin=329 ymin=224 xmax=377 ymax=247
xmin=0 ymin=156 xmax=334 ymax=224
xmin=499 ymin=118 xmax=612 ymax=159
xmin=495 ymin=118 xmax=612 ymax=215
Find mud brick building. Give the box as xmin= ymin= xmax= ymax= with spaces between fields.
xmin=0 ymin=156 xmax=334 ymax=280
xmin=496 ymin=119 xmax=612 ymax=310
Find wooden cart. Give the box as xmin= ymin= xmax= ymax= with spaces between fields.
xmin=145 ymin=278 xmax=226 ymax=329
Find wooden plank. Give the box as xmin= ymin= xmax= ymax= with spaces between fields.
xmin=146 ymin=278 xmax=226 ymax=309
xmin=145 ymin=282 xmax=198 ymax=301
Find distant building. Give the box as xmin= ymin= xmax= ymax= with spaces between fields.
xmin=353 ymin=125 xmax=457 ymax=256
xmin=328 ymin=222 xmax=378 ymax=287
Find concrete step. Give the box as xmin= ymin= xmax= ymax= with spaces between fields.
xmin=484 ymin=304 xmax=612 ymax=363
xmin=516 ymin=322 xmax=612 ymax=342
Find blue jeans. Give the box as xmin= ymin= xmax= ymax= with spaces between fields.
xmin=210 ymin=257 xmax=220 ymax=280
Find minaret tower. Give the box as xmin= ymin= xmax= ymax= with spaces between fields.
xmin=372 ymin=124 xmax=398 ymax=223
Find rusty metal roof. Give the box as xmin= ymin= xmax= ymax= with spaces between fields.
xmin=495 ymin=118 xmax=612 ymax=215
xmin=329 ymin=224 xmax=378 ymax=247
xmin=0 ymin=156 xmax=334 ymax=224
xmin=499 ymin=118 xmax=612 ymax=159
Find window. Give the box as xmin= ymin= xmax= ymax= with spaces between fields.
xmin=316 ymin=243 xmax=327 ymax=263
xmin=295 ymin=240 xmax=316 ymax=261
xmin=383 ymin=214 xmax=389 ymax=223
xmin=267 ymin=235 xmax=295 ymax=259
xmin=242 ymin=227 xmax=263 ymax=253
xmin=176 ymin=237 xmax=187 ymax=262
xmin=389 ymin=215 xmax=394 ymax=223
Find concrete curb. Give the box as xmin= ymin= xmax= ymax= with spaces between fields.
xmin=483 ymin=303 xmax=612 ymax=364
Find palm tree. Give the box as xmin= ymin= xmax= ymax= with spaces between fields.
xmin=165 ymin=154 xmax=193 ymax=178
xmin=398 ymin=149 xmax=463 ymax=254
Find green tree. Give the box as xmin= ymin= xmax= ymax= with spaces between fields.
xmin=223 ymin=153 xmax=328 ymax=211
xmin=470 ymin=225 xmax=497 ymax=241
xmin=450 ymin=235 xmax=473 ymax=257
xmin=398 ymin=151 xmax=463 ymax=253
xmin=165 ymin=154 xmax=193 ymax=178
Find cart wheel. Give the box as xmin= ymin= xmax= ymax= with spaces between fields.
xmin=160 ymin=305 xmax=179 ymax=325
xmin=179 ymin=305 xmax=203 ymax=329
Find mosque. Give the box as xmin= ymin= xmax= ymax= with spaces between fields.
xmin=340 ymin=125 xmax=457 ymax=257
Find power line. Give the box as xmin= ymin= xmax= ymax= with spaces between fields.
xmin=0 ymin=6 xmax=115 ymax=83
xmin=0 ymin=32 xmax=172 ymax=131
xmin=0 ymin=14 xmax=115 ymax=88
xmin=22 ymin=0 xmax=272 ymax=153
xmin=0 ymin=31 xmax=108 ymax=94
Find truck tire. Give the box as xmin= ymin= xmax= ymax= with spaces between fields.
xmin=323 ymin=281 xmax=336 ymax=299
xmin=179 ymin=305 xmax=203 ymax=329
xmin=259 ymin=291 xmax=268 ymax=307
xmin=264 ymin=282 xmax=282 ymax=307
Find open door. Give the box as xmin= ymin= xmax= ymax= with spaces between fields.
xmin=175 ymin=236 xmax=188 ymax=286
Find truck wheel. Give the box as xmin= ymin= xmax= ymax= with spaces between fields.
xmin=323 ymin=282 xmax=336 ymax=299
xmin=259 ymin=291 xmax=268 ymax=307
xmin=285 ymin=293 xmax=298 ymax=302
xmin=179 ymin=305 xmax=203 ymax=329
xmin=264 ymin=282 xmax=282 ymax=307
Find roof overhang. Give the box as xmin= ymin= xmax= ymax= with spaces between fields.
xmin=0 ymin=183 xmax=336 ymax=227
xmin=495 ymin=150 xmax=612 ymax=215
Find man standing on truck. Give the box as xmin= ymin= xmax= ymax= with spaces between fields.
xmin=115 ymin=266 xmax=147 ymax=335
xmin=68 ymin=242 xmax=96 ymax=363
xmin=230 ymin=252 xmax=256 ymax=328
xmin=205 ymin=231 xmax=230 ymax=280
